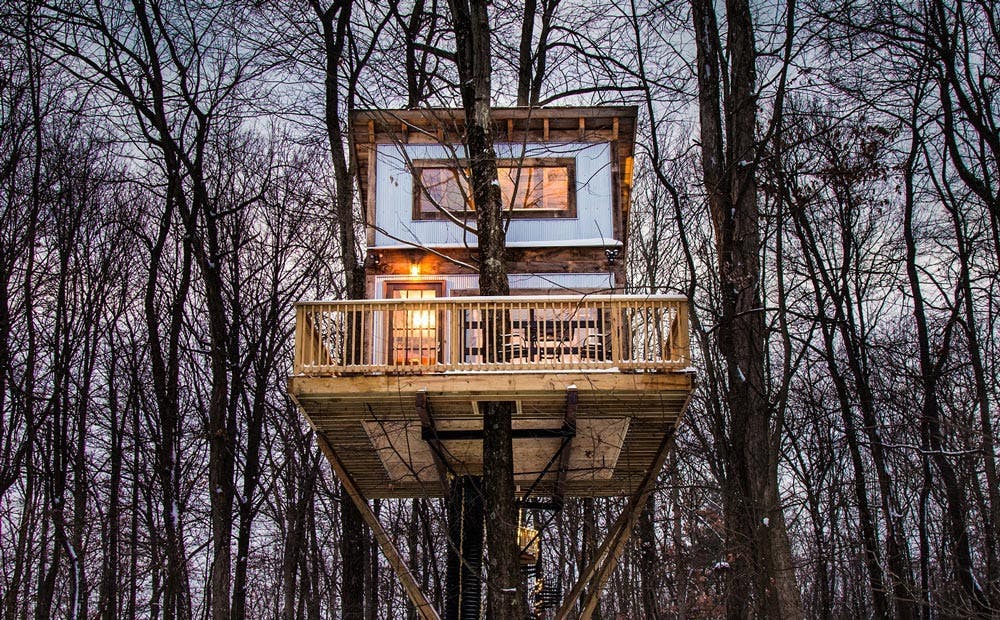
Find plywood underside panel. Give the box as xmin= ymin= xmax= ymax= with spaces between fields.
xmin=290 ymin=371 xmax=693 ymax=498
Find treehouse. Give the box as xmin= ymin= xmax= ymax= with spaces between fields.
xmin=287 ymin=107 xmax=694 ymax=618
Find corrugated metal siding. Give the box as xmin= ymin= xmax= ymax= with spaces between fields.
xmin=373 ymin=142 xmax=615 ymax=247
xmin=373 ymin=273 xmax=614 ymax=298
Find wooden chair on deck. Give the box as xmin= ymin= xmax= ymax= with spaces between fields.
xmin=579 ymin=332 xmax=609 ymax=362
xmin=503 ymin=332 xmax=530 ymax=363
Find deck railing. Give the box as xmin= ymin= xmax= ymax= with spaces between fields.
xmin=293 ymin=294 xmax=689 ymax=375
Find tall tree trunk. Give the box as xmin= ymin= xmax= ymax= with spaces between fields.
xmin=312 ymin=2 xmax=372 ymax=616
xmin=516 ymin=0 xmax=537 ymax=106
xmin=941 ymin=151 xmax=1000 ymax=613
xmin=448 ymin=0 xmax=525 ymax=617
xmin=99 ymin=346 xmax=124 ymax=620
xmin=690 ymin=0 xmax=801 ymax=615
xmin=638 ymin=495 xmax=660 ymax=619
xmin=366 ymin=499 xmax=381 ymax=620
xmin=582 ymin=498 xmax=602 ymax=620
xmin=231 ymin=345 xmax=272 ymax=620
xmin=902 ymin=118 xmax=989 ymax=618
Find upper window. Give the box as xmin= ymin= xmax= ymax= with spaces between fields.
xmin=413 ymin=158 xmax=576 ymax=220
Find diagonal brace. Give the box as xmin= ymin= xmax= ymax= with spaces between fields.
xmin=554 ymin=426 xmax=678 ymax=620
xmin=315 ymin=432 xmax=442 ymax=620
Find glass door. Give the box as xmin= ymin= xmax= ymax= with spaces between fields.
xmin=386 ymin=282 xmax=444 ymax=366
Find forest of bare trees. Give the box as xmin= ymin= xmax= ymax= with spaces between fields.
xmin=0 ymin=0 xmax=997 ymax=617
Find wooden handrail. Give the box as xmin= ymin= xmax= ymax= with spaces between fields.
xmin=295 ymin=293 xmax=688 ymax=306
xmin=293 ymin=295 xmax=690 ymax=375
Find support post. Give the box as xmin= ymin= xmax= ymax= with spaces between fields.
xmin=314 ymin=433 xmax=442 ymax=620
xmin=416 ymin=390 xmax=451 ymax=496
xmin=553 ymin=387 xmax=578 ymax=508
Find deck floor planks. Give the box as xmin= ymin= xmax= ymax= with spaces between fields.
xmin=291 ymin=370 xmax=693 ymax=498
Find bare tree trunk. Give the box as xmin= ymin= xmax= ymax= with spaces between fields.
xmin=516 ymin=0 xmax=537 ymax=106
xmin=638 ymin=495 xmax=660 ymax=619
xmin=448 ymin=0 xmax=525 ymax=617
xmin=366 ymin=499 xmax=381 ymax=620
xmin=99 ymin=345 xmax=124 ymax=620
xmin=282 ymin=459 xmax=306 ymax=620
xmin=311 ymin=2 xmax=373 ymax=617
xmin=582 ymin=498 xmax=602 ymax=620
xmin=690 ymin=0 xmax=801 ymax=615
xmin=902 ymin=117 xmax=989 ymax=618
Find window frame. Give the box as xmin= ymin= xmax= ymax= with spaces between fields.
xmin=411 ymin=157 xmax=577 ymax=221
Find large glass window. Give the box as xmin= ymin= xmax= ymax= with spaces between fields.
xmin=413 ymin=158 xmax=576 ymax=219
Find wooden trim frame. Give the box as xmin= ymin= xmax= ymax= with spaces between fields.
xmin=384 ymin=281 xmax=446 ymax=366
xmin=450 ymin=287 xmax=605 ymax=297
xmin=411 ymin=157 xmax=577 ymax=221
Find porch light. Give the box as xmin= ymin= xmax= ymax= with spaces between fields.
xmin=409 ymin=262 xmax=421 ymax=276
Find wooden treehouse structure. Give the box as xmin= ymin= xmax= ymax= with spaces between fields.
xmin=288 ymin=107 xmax=694 ymax=619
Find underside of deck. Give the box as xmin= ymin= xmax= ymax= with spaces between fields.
xmin=289 ymin=370 xmax=693 ymax=499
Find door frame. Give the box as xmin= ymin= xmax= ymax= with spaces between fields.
xmin=385 ymin=280 xmax=446 ymax=365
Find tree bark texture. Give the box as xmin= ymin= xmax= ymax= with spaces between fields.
xmin=448 ymin=1 xmax=525 ymax=617
xmin=690 ymin=0 xmax=801 ymax=616
xmin=313 ymin=2 xmax=372 ymax=616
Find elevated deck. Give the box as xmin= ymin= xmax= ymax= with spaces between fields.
xmin=288 ymin=295 xmax=694 ymax=499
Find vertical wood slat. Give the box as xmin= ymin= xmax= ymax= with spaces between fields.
xmin=341 ymin=304 xmax=349 ymax=370
xmin=674 ymin=301 xmax=690 ymax=365
xmin=611 ymin=300 xmax=623 ymax=369
xmin=294 ymin=306 xmax=305 ymax=374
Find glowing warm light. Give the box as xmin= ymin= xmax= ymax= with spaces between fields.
xmin=409 ymin=263 xmax=421 ymax=276
xmin=411 ymin=310 xmax=434 ymax=329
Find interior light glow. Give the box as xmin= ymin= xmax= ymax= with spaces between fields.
xmin=411 ymin=310 xmax=434 ymax=329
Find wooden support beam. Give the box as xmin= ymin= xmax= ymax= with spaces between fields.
xmin=415 ymin=390 xmax=451 ymax=496
xmin=553 ymin=387 xmax=578 ymax=506
xmin=421 ymin=427 xmax=575 ymax=441
xmin=314 ymin=432 xmax=442 ymax=620
xmin=553 ymin=426 xmax=679 ymax=620
xmin=516 ymin=499 xmax=562 ymax=511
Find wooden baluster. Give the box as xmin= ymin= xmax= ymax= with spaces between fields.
xmin=678 ymin=301 xmax=690 ymax=365
xmin=307 ymin=307 xmax=316 ymax=372
xmin=420 ymin=301 xmax=426 ymax=369
xmin=293 ymin=306 xmax=303 ymax=374
xmin=364 ymin=304 xmax=371 ymax=369
xmin=489 ymin=301 xmax=494 ymax=368
xmin=375 ymin=303 xmax=382 ymax=371
xmin=662 ymin=303 xmax=671 ymax=363
xmin=341 ymin=304 xmax=347 ymax=369
xmin=357 ymin=304 xmax=363 ymax=370
xmin=612 ymin=301 xmax=623 ymax=369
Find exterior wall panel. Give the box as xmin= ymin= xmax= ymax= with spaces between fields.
xmin=373 ymin=142 xmax=615 ymax=248
xmin=373 ymin=273 xmax=615 ymax=299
